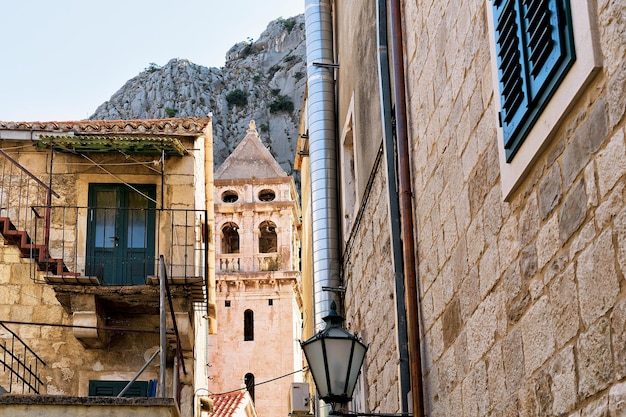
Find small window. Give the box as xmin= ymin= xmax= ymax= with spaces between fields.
xmin=221 ymin=222 xmax=240 ymax=254
xmin=268 ymin=299 xmax=273 ymax=306
xmin=89 ymin=380 xmax=152 ymax=397
xmin=222 ymin=190 xmax=239 ymax=203
xmin=244 ymin=373 xmax=255 ymax=402
xmin=258 ymin=189 xmax=276 ymax=202
xmin=225 ymin=300 xmax=231 ymax=307
xmin=244 ymin=309 xmax=254 ymax=341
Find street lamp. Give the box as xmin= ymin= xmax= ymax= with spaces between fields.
xmin=300 ymin=302 xmax=368 ymax=406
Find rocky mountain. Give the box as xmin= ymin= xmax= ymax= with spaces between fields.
xmin=90 ymin=15 xmax=306 ymax=176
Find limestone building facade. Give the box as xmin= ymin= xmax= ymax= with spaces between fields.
xmin=209 ymin=122 xmax=304 ymax=417
xmin=0 ymin=117 xmax=216 ymax=416
xmin=299 ymin=1 xmax=626 ymax=416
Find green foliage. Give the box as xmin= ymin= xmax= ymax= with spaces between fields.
xmin=269 ymin=95 xmax=294 ymax=114
xmin=259 ymin=123 xmax=270 ymax=133
xmin=240 ymin=37 xmax=254 ymax=58
xmin=284 ymin=55 xmax=298 ymax=63
xmin=253 ymin=73 xmax=262 ymax=83
xmin=225 ymin=89 xmax=248 ymax=108
xmin=271 ymin=88 xmax=281 ymax=97
xmin=145 ymin=62 xmax=161 ymax=73
xmin=294 ymin=71 xmax=305 ymax=81
xmin=278 ymin=17 xmax=297 ymax=33
xmin=165 ymin=107 xmax=178 ymax=117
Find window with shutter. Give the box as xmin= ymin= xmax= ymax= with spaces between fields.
xmin=492 ymin=0 xmax=575 ymax=161
xmin=88 ymin=380 xmax=150 ymax=397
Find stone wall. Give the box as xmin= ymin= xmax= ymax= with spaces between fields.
xmin=0 ymin=136 xmax=202 ymax=414
xmin=401 ymin=0 xmax=626 ymax=416
xmin=208 ymin=275 xmax=303 ymax=417
xmin=343 ymin=156 xmax=401 ymax=414
xmin=0 ymin=244 xmax=167 ymax=396
xmin=0 ymin=396 xmax=181 ymax=417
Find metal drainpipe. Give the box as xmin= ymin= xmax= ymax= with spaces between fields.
xmin=376 ymin=0 xmax=411 ymax=413
xmin=305 ymin=0 xmax=341 ymax=330
xmin=388 ymin=0 xmax=425 ymax=416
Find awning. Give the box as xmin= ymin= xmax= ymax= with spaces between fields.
xmin=37 ymin=135 xmax=188 ymax=156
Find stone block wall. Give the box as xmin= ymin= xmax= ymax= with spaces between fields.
xmin=208 ymin=275 xmax=303 ymax=417
xmin=343 ymin=157 xmax=401 ymax=414
xmin=0 ymin=245 xmax=164 ymax=395
xmin=400 ymin=0 xmax=626 ymax=416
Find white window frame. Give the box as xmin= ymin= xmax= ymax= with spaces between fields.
xmin=339 ymin=95 xmax=360 ymax=240
xmin=486 ymin=0 xmax=602 ymax=200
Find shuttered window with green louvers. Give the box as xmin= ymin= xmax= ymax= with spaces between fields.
xmin=492 ymin=0 xmax=575 ymax=162
xmin=88 ymin=380 xmax=150 ymax=397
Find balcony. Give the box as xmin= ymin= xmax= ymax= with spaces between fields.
xmin=216 ymin=252 xmax=282 ymax=273
xmin=23 ymin=205 xmax=208 ymax=305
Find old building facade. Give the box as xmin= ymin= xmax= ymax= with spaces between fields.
xmin=300 ymin=1 xmax=626 ymax=416
xmin=208 ymin=122 xmax=304 ymax=417
xmin=0 ymin=117 xmax=216 ymax=416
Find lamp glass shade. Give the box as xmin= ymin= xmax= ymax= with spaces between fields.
xmin=301 ymin=325 xmax=368 ymax=404
xmin=346 ymin=338 xmax=367 ymax=396
xmin=302 ymin=336 xmax=329 ymax=398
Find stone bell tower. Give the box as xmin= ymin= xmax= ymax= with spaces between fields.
xmin=208 ymin=121 xmax=303 ymax=417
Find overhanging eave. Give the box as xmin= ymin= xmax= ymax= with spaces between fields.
xmin=37 ymin=135 xmax=188 ymax=156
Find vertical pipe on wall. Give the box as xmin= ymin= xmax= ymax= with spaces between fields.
xmin=376 ymin=0 xmax=411 ymax=413
xmin=159 ymin=255 xmax=167 ymax=398
xmin=305 ymin=0 xmax=341 ymax=330
xmin=388 ymin=0 xmax=425 ymax=416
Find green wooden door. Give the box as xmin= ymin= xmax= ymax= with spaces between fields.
xmin=86 ymin=184 xmax=156 ymax=285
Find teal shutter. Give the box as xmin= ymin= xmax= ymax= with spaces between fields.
xmin=494 ymin=0 xmax=529 ymax=149
xmin=89 ymin=380 xmax=149 ymax=397
xmin=492 ymin=0 xmax=575 ymax=161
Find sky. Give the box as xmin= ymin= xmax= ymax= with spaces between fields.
xmin=0 ymin=0 xmax=304 ymax=122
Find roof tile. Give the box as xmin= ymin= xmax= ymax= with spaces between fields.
xmin=0 ymin=117 xmax=210 ymax=136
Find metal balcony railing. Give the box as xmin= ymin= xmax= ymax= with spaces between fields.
xmin=0 ymin=323 xmax=46 ymax=394
xmin=29 ymin=206 xmax=208 ymax=292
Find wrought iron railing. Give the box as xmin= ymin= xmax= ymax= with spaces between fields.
xmin=29 ymin=206 xmax=208 ymax=291
xmin=0 ymin=323 xmax=46 ymax=394
xmin=0 ymin=149 xmax=58 ymax=234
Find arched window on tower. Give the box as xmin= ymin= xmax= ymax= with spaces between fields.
xmin=244 ymin=309 xmax=254 ymax=341
xmin=221 ymin=222 xmax=240 ymax=253
xmin=258 ymin=220 xmax=277 ymax=253
xmin=244 ymin=373 xmax=255 ymax=402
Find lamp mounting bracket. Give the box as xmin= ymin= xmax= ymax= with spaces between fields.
xmin=322 ymin=286 xmax=346 ymax=293
xmin=312 ymin=62 xmax=340 ymax=68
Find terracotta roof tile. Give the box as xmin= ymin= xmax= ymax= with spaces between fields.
xmin=208 ymin=391 xmax=253 ymax=417
xmin=0 ymin=117 xmax=210 ymax=136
